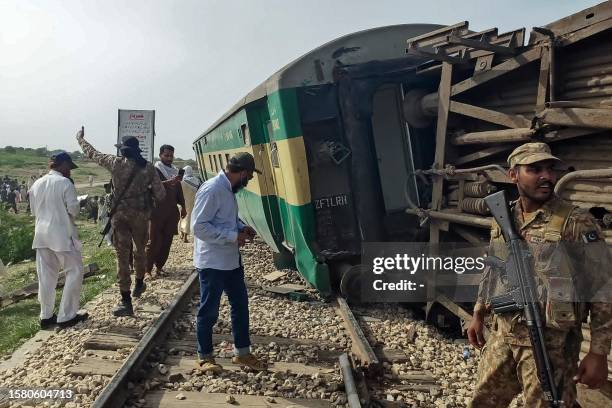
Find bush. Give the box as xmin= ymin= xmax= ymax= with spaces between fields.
xmin=0 ymin=207 xmax=35 ymax=264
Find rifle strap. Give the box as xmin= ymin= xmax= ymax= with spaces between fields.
xmin=108 ymin=165 xmax=140 ymax=217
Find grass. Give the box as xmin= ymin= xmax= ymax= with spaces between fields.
xmin=0 ymin=147 xmax=198 ymax=188
xmin=0 ymin=218 xmax=117 ymax=357
xmin=0 ymin=148 xmax=111 ymax=186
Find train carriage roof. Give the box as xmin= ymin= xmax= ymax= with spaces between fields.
xmin=198 ymin=23 xmax=442 ymax=140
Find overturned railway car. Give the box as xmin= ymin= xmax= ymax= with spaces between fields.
xmin=193 ymin=2 xmax=612 ymax=310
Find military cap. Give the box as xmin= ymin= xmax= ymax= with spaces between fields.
xmin=229 ymin=152 xmax=262 ymax=174
xmin=50 ymin=151 xmax=78 ymax=169
xmin=507 ymin=142 xmax=560 ymax=168
xmin=115 ymin=136 xmax=142 ymax=152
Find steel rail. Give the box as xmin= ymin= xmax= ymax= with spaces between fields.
xmin=92 ymin=270 xmax=200 ymax=408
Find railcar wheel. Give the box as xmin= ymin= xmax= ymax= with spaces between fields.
xmin=340 ymin=264 xmax=363 ymax=304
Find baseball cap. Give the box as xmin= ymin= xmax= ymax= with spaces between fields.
xmin=114 ymin=136 xmax=142 ymax=152
xmin=507 ymin=142 xmax=561 ymax=168
xmin=50 ymin=152 xmax=78 ymax=169
xmin=229 ymin=152 xmax=262 ymax=174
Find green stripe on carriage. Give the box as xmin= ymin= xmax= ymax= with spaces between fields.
xmin=267 ymin=88 xmax=302 ymax=141
xmin=235 ymin=188 xmax=331 ymax=295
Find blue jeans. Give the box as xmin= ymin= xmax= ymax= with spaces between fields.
xmin=196 ymin=266 xmax=251 ymax=358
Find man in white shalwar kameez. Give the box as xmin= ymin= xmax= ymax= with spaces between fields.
xmin=29 ymin=152 xmax=89 ymax=329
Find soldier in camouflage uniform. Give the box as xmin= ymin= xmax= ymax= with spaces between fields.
xmin=77 ymin=129 xmax=165 ymax=316
xmin=468 ymin=142 xmax=612 ymax=407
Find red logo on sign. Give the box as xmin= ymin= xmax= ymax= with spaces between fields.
xmin=129 ymin=114 xmax=145 ymax=120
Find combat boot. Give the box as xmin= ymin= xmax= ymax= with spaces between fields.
xmin=113 ymin=291 xmax=134 ymax=317
xmin=132 ymin=278 xmax=146 ymax=298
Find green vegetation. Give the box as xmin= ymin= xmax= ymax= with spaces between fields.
xmin=0 ymin=208 xmax=35 ymax=265
xmin=0 ymin=218 xmax=117 ymax=357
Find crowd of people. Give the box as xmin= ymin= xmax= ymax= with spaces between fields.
xmin=0 ymin=175 xmax=38 ymax=213
xmin=26 ymin=130 xmax=208 ymax=329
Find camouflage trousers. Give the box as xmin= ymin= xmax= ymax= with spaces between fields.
xmin=111 ymin=209 xmax=150 ymax=293
xmin=470 ymin=316 xmax=580 ymax=408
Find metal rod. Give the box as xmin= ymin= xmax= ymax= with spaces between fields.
xmin=339 ymin=353 xmax=362 ymax=408
xmin=415 ymin=164 xmax=507 ymax=177
xmin=538 ymin=108 xmax=612 ymax=129
xmin=406 ymin=208 xmax=493 ymax=228
xmin=545 ymin=101 xmax=612 ymax=109
xmin=560 ymin=191 xmax=612 ymax=204
xmin=452 ymin=128 xmax=535 ymax=145
xmin=554 ymin=168 xmax=612 ymax=194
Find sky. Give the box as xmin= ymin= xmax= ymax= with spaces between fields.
xmin=0 ymin=0 xmax=603 ymax=159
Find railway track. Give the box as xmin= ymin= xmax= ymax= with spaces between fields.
xmin=0 ymin=238 xmax=443 ymax=408
xmin=8 ymin=238 xmax=607 ymax=407
xmin=86 ymin=272 xmax=381 ymax=408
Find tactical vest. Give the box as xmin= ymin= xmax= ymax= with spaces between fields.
xmin=489 ymin=199 xmax=581 ymax=331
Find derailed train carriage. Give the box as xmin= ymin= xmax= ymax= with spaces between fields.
xmin=193 ymin=2 xmax=612 ymax=316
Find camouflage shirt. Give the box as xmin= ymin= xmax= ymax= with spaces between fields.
xmin=78 ymin=137 xmax=165 ymax=212
xmin=476 ymin=195 xmax=612 ymax=355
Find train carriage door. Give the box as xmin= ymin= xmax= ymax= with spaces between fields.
xmin=265 ymin=120 xmax=296 ymax=250
xmin=246 ymin=122 xmax=281 ymax=243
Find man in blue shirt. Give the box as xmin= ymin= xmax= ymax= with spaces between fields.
xmin=192 ymin=152 xmax=265 ymax=372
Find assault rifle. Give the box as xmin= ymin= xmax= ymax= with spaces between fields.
xmin=484 ymin=190 xmax=562 ymax=407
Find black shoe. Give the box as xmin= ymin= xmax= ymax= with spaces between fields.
xmin=113 ymin=292 xmax=134 ymax=317
xmin=40 ymin=314 xmax=57 ymax=329
xmin=132 ymin=280 xmax=146 ymax=298
xmin=58 ymin=312 xmax=89 ymax=329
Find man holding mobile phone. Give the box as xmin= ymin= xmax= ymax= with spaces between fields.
xmin=146 ymin=144 xmax=187 ymax=278
xmin=191 ymin=152 xmax=263 ymax=373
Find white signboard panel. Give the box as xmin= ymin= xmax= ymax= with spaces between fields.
xmin=117 ymin=110 xmax=155 ymax=162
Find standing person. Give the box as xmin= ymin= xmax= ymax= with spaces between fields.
xmin=77 ymin=128 xmax=165 ymax=316
xmin=192 ymin=152 xmax=265 ymax=372
xmin=0 ymin=187 xmax=8 ymax=207
xmin=146 ymin=145 xmax=187 ymax=277
xmin=467 ymin=142 xmax=612 ymax=407
xmin=179 ymin=165 xmax=201 ymax=242
xmin=6 ymin=189 xmax=17 ymax=214
xmin=29 ymin=152 xmax=88 ymax=329
xmin=88 ymin=175 xmax=94 ymax=187
xmin=20 ymin=182 xmax=28 ymax=213
xmin=87 ymin=196 xmax=99 ymax=224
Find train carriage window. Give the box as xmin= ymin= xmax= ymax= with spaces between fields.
xmin=225 ymin=153 xmax=230 ymax=166
xmin=240 ymin=124 xmax=251 ymax=145
xmin=209 ymin=155 xmax=214 ymax=173
xmin=218 ymin=154 xmax=224 ymax=169
xmin=213 ymin=155 xmax=219 ymax=172
xmin=271 ymin=142 xmax=280 ymax=168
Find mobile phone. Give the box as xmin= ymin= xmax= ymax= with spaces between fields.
xmin=178 ymin=168 xmax=185 ymax=180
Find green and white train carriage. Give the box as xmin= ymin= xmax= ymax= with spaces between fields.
xmin=193 ymin=24 xmax=443 ymax=297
